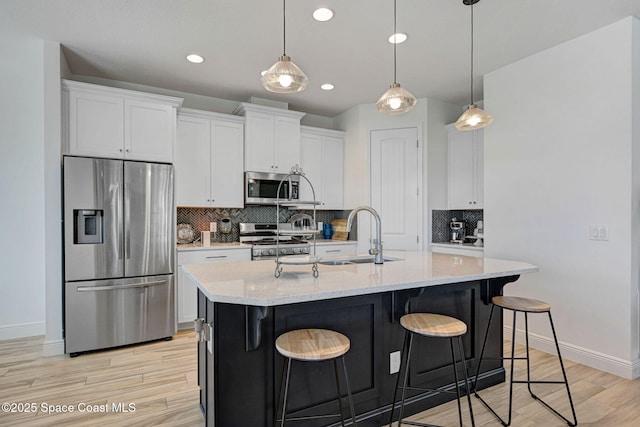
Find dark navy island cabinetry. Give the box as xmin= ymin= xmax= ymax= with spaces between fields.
xmin=184 ymin=252 xmax=537 ymax=426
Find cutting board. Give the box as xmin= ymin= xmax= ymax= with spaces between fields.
xmin=330 ymin=219 xmax=349 ymax=240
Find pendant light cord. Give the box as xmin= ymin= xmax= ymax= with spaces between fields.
xmin=393 ymin=0 xmax=397 ymax=83
xmin=283 ymin=0 xmax=287 ymax=55
xmin=469 ymin=2 xmax=474 ymax=105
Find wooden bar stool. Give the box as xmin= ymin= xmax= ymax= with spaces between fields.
xmin=390 ymin=313 xmax=475 ymax=427
xmin=274 ymin=328 xmax=356 ymax=426
xmin=472 ymin=296 xmax=577 ymax=426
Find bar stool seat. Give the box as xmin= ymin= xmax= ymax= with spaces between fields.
xmin=274 ymin=328 xmax=356 ymax=426
xmin=276 ymin=328 xmax=350 ymax=361
xmin=400 ymin=313 xmax=468 ymax=337
xmin=492 ymin=296 xmax=551 ymax=313
xmin=391 ymin=313 xmax=475 ymax=427
xmin=473 ymin=295 xmax=577 ymax=427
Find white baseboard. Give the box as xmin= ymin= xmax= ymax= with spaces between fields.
xmin=504 ymin=325 xmax=639 ymax=380
xmin=0 ymin=321 xmax=45 ymax=341
xmin=42 ymin=339 xmax=65 ymax=356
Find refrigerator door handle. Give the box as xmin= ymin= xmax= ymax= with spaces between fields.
xmin=124 ymin=182 xmax=131 ymax=260
xmin=77 ymin=280 xmax=167 ymax=292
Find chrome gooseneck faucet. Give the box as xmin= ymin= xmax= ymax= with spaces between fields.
xmin=346 ymin=205 xmax=383 ymax=264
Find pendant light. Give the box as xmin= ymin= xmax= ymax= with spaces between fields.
xmin=376 ymin=0 xmax=417 ymax=114
xmin=261 ymin=0 xmax=309 ymax=93
xmin=455 ymin=0 xmax=493 ymax=130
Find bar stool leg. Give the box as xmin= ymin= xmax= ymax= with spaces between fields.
xmin=449 ymin=338 xmax=464 ymax=426
xmin=389 ymin=330 xmax=409 ymax=426
xmin=396 ymin=332 xmax=415 ymax=426
xmin=472 ymin=304 xmax=495 ymax=392
xmin=274 ymin=358 xmax=288 ymax=426
xmin=341 ymin=356 xmax=357 ymax=426
xmin=332 ymin=359 xmax=346 ymax=426
xmin=456 ymin=336 xmax=476 ymax=427
xmin=280 ymin=358 xmax=293 ymax=427
xmin=522 ymin=312 xmax=577 ymax=426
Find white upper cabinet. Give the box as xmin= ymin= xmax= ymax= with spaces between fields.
xmin=62 ymin=80 xmax=183 ymax=163
xmin=299 ymin=126 xmax=345 ymax=210
xmin=233 ymin=102 xmax=305 ymax=173
xmin=447 ymin=124 xmax=484 ymax=209
xmin=176 ymin=109 xmax=244 ymax=208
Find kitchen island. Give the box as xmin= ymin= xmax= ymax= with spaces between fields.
xmin=182 ymin=251 xmax=537 ymax=426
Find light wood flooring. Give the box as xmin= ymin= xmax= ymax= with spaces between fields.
xmin=1 ymin=331 xmax=639 ymax=426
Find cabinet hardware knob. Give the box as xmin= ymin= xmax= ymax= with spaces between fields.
xmin=119 ymin=149 xmax=123 ymax=152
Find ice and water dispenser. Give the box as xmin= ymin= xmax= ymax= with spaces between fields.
xmin=73 ymin=209 xmax=104 ymax=244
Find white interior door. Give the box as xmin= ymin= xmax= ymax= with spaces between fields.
xmin=370 ymin=127 xmax=421 ymax=251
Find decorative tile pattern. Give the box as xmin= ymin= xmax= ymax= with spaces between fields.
xmin=177 ymin=206 xmax=348 ymax=243
xmin=432 ymin=209 xmax=484 ymax=243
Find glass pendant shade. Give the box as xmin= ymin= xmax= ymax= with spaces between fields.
xmin=377 ymin=83 xmax=417 ymax=114
xmin=261 ymin=55 xmax=309 ymax=93
xmin=455 ymin=104 xmax=493 ymax=130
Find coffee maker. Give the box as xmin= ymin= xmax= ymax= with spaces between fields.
xmin=450 ymin=218 xmax=466 ymax=243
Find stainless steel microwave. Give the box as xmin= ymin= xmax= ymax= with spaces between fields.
xmin=245 ymin=171 xmax=300 ymax=205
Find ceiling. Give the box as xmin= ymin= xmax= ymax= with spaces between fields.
xmin=3 ymin=0 xmax=640 ymax=117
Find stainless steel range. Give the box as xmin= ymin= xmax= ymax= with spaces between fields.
xmin=239 ymin=223 xmax=310 ymax=260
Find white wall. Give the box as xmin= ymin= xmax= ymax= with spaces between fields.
xmin=43 ymin=41 xmax=64 ymax=355
xmin=334 ymin=98 xmax=459 ymax=252
xmin=0 ymin=30 xmax=47 ymax=339
xmin=484 ymin=17 xmax=640 ymax=378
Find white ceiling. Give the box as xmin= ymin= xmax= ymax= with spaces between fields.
xmin=3 ymin=0 xmax=640 ymax=117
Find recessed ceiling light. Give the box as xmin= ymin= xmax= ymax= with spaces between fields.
xmin=313 ymin=8 xmax=334 ymax=22
xmin=388 ymin=33 xmax=408 ymax=44
xmin=186 ymin=54 xmax=204 ymax=64
xmin=320 ymin=83 xmax=334 ymax=91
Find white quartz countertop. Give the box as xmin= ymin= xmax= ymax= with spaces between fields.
xmin=431 ymin=242 xmax=484 ymax=251
xmin=177 ymin=239 xmax=356 ymax=251
xmin=181 ymin=251 xmax=538 ymax=306
xmin=177 ymin=242 xmax=248 ymax=251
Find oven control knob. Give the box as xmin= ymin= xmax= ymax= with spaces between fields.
xmin=267 ymin=249 xmax=275 ymax=255
xmin=280 ymin=248 xmax=287 ymax=254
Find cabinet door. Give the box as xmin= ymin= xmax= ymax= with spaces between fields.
xmin=176 ymin=116 xmax=211 ymax=207
xmin=274 ymin=116 xmax=300 ymax=172
xmin=125 ymin=99 xmax=175 ymax=163
xmin=448 ymin=128 xmax=476 ymax=209
xmin=474 ymin=131 xmax=484 ymax=208
xmin=211 ymin=120 xmax=244 ymax=208
xmin=321 ymin=136 xmax=344 ymax=209
xmin=300 ymin=132 xmax=323 ymax=203
xmin=68 ymin=90 xmax=124 ymax=158
xmin=244 ymin=112 xmax=275 ymax=172
xmin=314 ymin=243 xmax=357 ymax=257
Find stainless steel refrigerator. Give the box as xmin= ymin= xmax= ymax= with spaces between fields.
xmin=63 ymin=156 xmax=175 ymax=355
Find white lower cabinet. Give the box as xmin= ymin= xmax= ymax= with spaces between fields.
xmin=314 ymin=242 xmax=357 ymax=257
xmin=177 ymin=247 xmax=250 ymax=327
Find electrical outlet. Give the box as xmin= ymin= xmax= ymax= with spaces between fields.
xmin=390 ymin=351 xmax=401 ymax=374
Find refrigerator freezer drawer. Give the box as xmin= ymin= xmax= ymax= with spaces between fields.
xmin=65 ymin=274 xmax=175 ymax=354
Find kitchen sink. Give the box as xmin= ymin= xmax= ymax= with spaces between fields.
xmin=318 ymin=255 xmax=402 ymax=265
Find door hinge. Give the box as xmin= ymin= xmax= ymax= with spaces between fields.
xmin=416 ymin=139 xmax=419 ymax=148
xmin=417 ymin=235 xmax=420 ymax=243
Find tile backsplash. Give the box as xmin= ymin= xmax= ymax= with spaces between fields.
xmin=177 ymin=206 xmax=349 ymax=243
xmin=432 ymin=210 xmax=484 ymax=243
